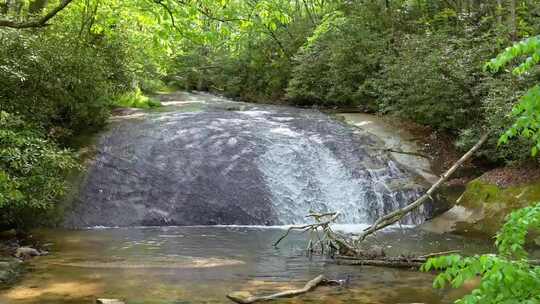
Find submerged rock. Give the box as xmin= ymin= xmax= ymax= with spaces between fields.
xmin=423 ymin=173 xmax=540 ymax=236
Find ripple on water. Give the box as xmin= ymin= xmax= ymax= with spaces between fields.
xmin=0 ymin=226 xmax=493 ymax=304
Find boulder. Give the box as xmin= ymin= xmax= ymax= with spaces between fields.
xmin=15 ymin=247 xmax=44 ymax=260
xmin=423 ymin=174 xmax=540 ymax=237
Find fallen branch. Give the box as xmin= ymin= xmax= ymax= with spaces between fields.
xmin=273 ymin=212 xmax=339 ymax=248
xmin=227 ymin=275 xmax=334 ymax=304
xmin=418 ymin=250 xmax=461 ymax=259
xmin=273 ymin=212 xmax=359 ymax=256
xmin=375 ymin=148 xmax=431 ymax=159
xmin=336 ymin=258 xmax=424 ymax=269
xmin=355 ymin=132 xmax=491 ymax=242
xmin=334 ymin=252 xmax=460 ymax=269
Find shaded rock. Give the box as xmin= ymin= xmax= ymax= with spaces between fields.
xmin=15 ymin=247 xmax=43 ymax=260
xmin=423 ymin=175 xmax=540 ymax=236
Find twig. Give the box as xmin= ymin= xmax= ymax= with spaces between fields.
xmin=227 ymin=275 xmax=329 ymax=304
xmin=273 ymin=212 xmax=340 ymax=247
xmin=336 ymin=258 xmax=424 ymax=269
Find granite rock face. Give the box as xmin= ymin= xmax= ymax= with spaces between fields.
xmin=65 ymin=94 xmax=429 ymax=228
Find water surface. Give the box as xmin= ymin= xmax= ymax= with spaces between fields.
xmin=0 ymin=227 xmax=492 ymax=304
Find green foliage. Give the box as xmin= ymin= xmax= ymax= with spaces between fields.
xmin=369 ymin=30 xmax=489 ymax=131
xmin=0 ymin=112 xmax=79 ymax=230
xmin=422 ymin=203 xmax=540 ymax=304
xmin=486 ymin=36 xmax=540 ymax=157
xmin=112 ymin=89 xmax=161 ymax=109
xmin=287 ymin=11 xmax=385 ymax=107
xmin=0 ymin=28 xmax=126 ymax=141
xmin=165 ymin=0 xmax=339 ymax=102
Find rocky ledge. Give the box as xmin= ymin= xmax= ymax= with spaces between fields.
xmin=423 ymin=167 xmax=540 ymax=239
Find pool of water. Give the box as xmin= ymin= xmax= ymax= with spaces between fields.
xmin=0 ymin=226 xmax=493 ymax=304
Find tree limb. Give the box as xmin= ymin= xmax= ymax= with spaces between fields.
xmin=355 ymin=131 xmax=491 ymax=242
xmin=273 ymin=212 xmax=340 ymax=247
xmin=0 ymin=0 xmax=74 ymax=29
xmin=154 ymin=0 xmax=181 ymax=31
xmin=227 ymin=275 xmax=333 ymax=304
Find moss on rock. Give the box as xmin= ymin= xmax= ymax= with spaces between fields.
xmin=423 ymin=173 xmax=540 ymax=237
xmin=457 ymin=177 xmax=540 ymax=236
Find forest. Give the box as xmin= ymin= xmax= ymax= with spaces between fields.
xmin=1 ymin=1 xmax=540 ymax=303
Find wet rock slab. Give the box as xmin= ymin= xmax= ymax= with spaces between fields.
xmin=65 ymin=92 xmax=428 ymax=228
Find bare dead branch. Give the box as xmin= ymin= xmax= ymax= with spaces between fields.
xmin=273 ymin=212 xmax=340 ymax=247
xmin=227 ymin=275 xmax=335 ymax=304
xmin=355 ymin=131 xmax=491 ymax=242
xmin=336 ymin=258 xmax=424 ymax=268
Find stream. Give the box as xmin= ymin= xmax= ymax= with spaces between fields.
xmin=0 ymin=227 xmax=491 ymax=304
xmin=0 ymin=92 xmax=494 ymax=304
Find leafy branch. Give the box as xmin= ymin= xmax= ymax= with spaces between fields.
xmin=0 ymin=0 xmax=74 ymax=29
xmin=485 ymin=36 xmax=540 ymax=156
xmin=422 ymin=203 xmax=540 ymax=304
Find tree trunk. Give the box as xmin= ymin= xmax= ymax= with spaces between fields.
xmin=497 ymin=0 xmax=502 ymax=25
xmin=509 ymin=0 xmax=516 ymax=40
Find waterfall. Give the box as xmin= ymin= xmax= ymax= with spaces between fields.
xmin=253 ymin=111 xmax=424 ymax=225
xmin=66 ymin=93 xmax=428 ymax=228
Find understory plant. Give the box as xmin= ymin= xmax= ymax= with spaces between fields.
xmin=0 ymin=112 xmax=79 ymax=230
xmin=422 ymin=203 xmax=540 ymax=303
xmin=486 ymin=35 xmax=540 ymax=157
xmin=112 ymin=88 xmax=162 ymax=109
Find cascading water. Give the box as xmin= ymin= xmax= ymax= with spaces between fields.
xmin=65 ymin=92 xmax=428 ymax=228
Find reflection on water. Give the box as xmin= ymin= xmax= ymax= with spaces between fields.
xmin=0 ymin=227 xmax=492 ymax=304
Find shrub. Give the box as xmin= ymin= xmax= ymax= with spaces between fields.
xmin=368 ymin=29 xmax=491 ymax=131
xmin=286 ymin=12 xmax=385 ymax=107
xmin=0 ymin=28 xmax=133 ymax=142
xmin=0 ymin=112 xmax=79 ymax=230
xmin=112 ymin=88 xmax=161 ymax=109
xmin=422 ymin=203 xmax=540 ymax=303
